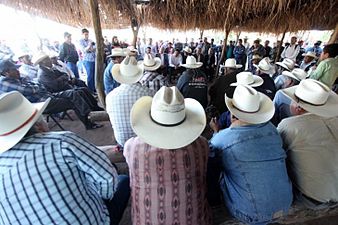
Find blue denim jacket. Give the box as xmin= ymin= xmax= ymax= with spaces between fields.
xmin=103 ymin=61 xmax=120 ymax=94
xmin=210 ymin=122 xmax=293 ymax=224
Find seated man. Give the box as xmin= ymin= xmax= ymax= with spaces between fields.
xmin=0 ymin=91 xmax=130 ymax=225
xmin=0 ymin=59 xmax=102 ymax=129
xmin=104 ymin=48 xmax=127 ymax=94
xmin=124 ymin=86 xmax=211 ymax=225
xmin=209 ymin=85 xmax=292 ymax=224
xmin=254 ymin=57 xmax=277 ymax=99
xmin=309 ymin=43 xmax=338 ymax=89
xmin=139 ymin=54 xmax=168 ymax=92
xmin=16 ymin=52 xmax=38 ymax=81
xmin=272 ymin=68 xmax=307 ymax=126
xmin=278 ymin=79 xmax=338 ymax=204
xmin=168 ymin=48 xmax=183 ymax=83
xmin=300 ymin=51 xmax=317 ymax=72
xmin=106 ymin=56 xmax=155 ymax=147
xmin=34 ymin=52 xmax=87 ymax=92
xmin=177 ymin=56 xmax=208 ymax=108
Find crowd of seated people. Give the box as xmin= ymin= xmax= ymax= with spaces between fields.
xmin=0 ymin=29 xmax=337 ymax=225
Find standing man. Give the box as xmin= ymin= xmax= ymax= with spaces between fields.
xmin=264 ymin=40 xmax=272 ymax=58
xmin=59 ymin=32 xmax=79 ymax=79
xmin=233 ymin=39 xmax=246 ymax=68
xmin=79 ymin=28 xmax=96 ymax=93
xmin=281 ymin=36 xmax=300 ymax=62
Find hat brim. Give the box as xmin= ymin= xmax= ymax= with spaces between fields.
xmin=130 ymin=96 xmax=206 ymax=149
xmin=225 ymin=92 xmax=275 ymax=124
xmin=254 ymin=64 xmax=276 ymax=74
xmin=282 ymin=71 xmax=300 ymax=81
xmin=111 ymin=62 xmax=144 ymax=84
xmin=302 ymin=53 xmax=317 ymax=59
xmin=230 ymin=75 xmax=264 ymax=87
xmin=33 ymin=55 xmax=49 ymax=66
xmin=224 ymin=64 xmax=243 ymax=69
xmin=181 ymin=62 xmax=203 ymax=69
xmin=275 ymin=62 xmax=292 ymax=71
xmin=282 ymin=86 xmax=338 ymax=118
xmin=0 ymin=98 xmax=50 ymax=153
xmin=143 ymin=58 xmax=161 ymax=71
xmin=107 ymin=53 xmax=127 ymax=58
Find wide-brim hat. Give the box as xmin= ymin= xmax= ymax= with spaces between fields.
xmin=181 ymin=55 xmax=203 ymax=69
xmin=302 ymin=51 xmax=317 ymax=59
xmin=143 ymin=54 xmax=161 ymax=71
xmin=225 ymin=85 xmax=275 ymax=124
xmin=254 ymin=57 xmax=276 ymax=74
xmin=183 ymin=46 xmax=192 ymax=54
xmin=231 ymin=72 xmax=264 ymax=87
xmin=0 ymin=60 xmax=20 ymax=74
xmin=224 ymin=58 xmax=242 ymax=68
xmin=14 ymin=51 xmax=30 ymax=61
xmin=282 ymin=79 xmax=338 ymax=118
xmin=107 ymin=48 xmax=129 ymax=58
xmin=111 ymin=56 xmax=144 ymax=84
xmin=0 ymin=91 xmax=50 ymax=153
xmin=32 ymin=52 xmax=50 ymax=66
xmin=275 ymin=59 xmax=295 ymax=71
xmin=130 ymin=87 xmax=206 ymax=149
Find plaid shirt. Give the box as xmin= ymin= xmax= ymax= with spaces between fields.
xmin=106 ymin=83 xmax=156 ymax=146
xmin=139 ymin=71 xmax=168 ymax=92
xmin=0 ymin=132 xmax=118 ymax=225
xmin=19 ymin=64 xmax=38 ymax=81
xmin=79 ymin=39 xmax=96 ymax=62
xmin=0 ymin=76 xmax=50 ymax=102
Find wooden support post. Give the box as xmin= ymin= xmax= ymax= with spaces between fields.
xmin=131 ymin=18 xmax=140 ymax=48
xmin=275 ymin=27 xmax=288 ymax=63
xmin=215 ymin=29 xmax=230 ymax=78
xmin=89 ymin=0 xmax=106 ymax=108
xmin=328 ymin=23 xmax=338 ymax=44
xmin=200 ymin=30 xmax=204 ymax=40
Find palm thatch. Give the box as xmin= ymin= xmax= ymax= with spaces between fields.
xmin=0 ymin=0 xmax=337 ymax=33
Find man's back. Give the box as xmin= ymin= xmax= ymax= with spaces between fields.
xmin=106 ymin=83 xmax=155 ymax=146
xmin=0 ymin=131 xmax=118 ymax=225
xmin=210 ymin=122 xmax=292 ymax=223
xmin=124 ymin=136 xmax=211 ymax=225
xmin=278 ymin=114 xmax=338 ymax=202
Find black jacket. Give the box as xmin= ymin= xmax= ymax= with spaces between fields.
xmin=59 ymin=42 xmax=79 ymax=63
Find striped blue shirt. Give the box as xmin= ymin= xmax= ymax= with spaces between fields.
xmin=0 ymin=132 xmax=118 ymax=225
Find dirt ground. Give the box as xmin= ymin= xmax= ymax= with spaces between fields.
xmin=47 ymin=110 xmax=116 ymax=146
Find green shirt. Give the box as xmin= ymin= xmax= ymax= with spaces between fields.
xmin=309 ymin=57 xmax=338 ymax=88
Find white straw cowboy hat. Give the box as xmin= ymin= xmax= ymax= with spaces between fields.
xmin=254 ymin=57 xmax=276 ymax=75
xmin=107 ymin=48 xmax=129 ymax=58
xmin=181 ymin=55 xmax=203 ymax=69
xmin=183 ymin=46 xmax=192 ymax=54
xmin=223 ymin=58 xmax=242 ymax=68
xmin=282 ymin=79 xmax=338 ymax=118
xmin=231 ymin=71 xmax=264 ymax=87
xmin=282 ymin=68 xmax=307 ymax=81
xmin=143 ymin=54 xmax=161 ymax=71
xmin=130 ymin=86 xmax=206 ymax=149
xmin=111 ymin=56 xmax=144 ymax=84
xmin=302 ymin=51 xmax=317 ymax=59
xmin=14 ymin=51 xmax=31 ymax=61
xmin=225 ymin=85 xmax=275 ymax=124
xmin=276 ymin=58 xmax=295 ymax=71
xmin=0 ymin=91 xmax=50 ymax=153
xmin=32 ymin=52 xmax=50 ymax=66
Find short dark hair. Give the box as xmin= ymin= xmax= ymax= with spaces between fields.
xmin=323 ymin=43 xmax=338 ymax=58
xmin=254 ymin=39 xmax=260 ymax=44
xmin=64 ymin=32 xmax=71 ymax=38
xmin=238 ymin=39 xmax=243 ymax=42
xmin=82 ymin=28 xmax=89 ymax=34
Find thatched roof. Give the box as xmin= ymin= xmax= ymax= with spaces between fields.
xmin=1 ymin=0 xmax=337 ymax=33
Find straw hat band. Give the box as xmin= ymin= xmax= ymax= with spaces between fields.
xmin=150 ymin=111 xmax=186 ymax=127
xmin=0 ymin=109 xmax=37 ymax=137
xmin=232 ymin=104 xmax=260 ymax=113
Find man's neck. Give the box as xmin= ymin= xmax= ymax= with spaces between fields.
xmin=230 ymin=119 xmax=252 ymax=128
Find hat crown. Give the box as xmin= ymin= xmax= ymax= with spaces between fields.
xmin=151 ymin=86 xmax=186 ymax=125
xmin=186 ymin=56 xmax=197 ymax=65
xmin=184 ymin=46 xmax=192 ymax=53
xmin=292 ymin=68 xmax=307 ymax=81
xmin=224 ymin=58 xmax=237 ymax=67
xmin=120 ymin=56 xmax=142 ymax=77
xmin=0 ymin=92 xmax=36 ymax=135
xmin=111 ymin=47 xmax=127 ymax=57
xmin=232 ymin=85 xmax=260 ymax=113
xmin=295 ymin=79 xmax=330 ymax=105
xmin=143 ymin=54 xmax=157 ymax=67
xmin=236 ymin=72 xmax=255 ymax=85
xmin=282 ymin=58 xmax=295 ymax=69
xmin=258 ymin=57 xmax=271 ymax=70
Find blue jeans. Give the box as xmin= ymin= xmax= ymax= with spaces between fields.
xmin=66 ymin=62 xmax=79 ymax=78
xmin=83 ymin=60 xmax=96 ymax=92
xmin=104 ymin=175 xmax=130 ymax=225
